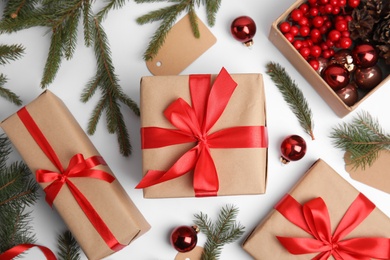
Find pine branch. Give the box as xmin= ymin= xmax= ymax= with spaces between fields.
xmin=0 ymin=44 xmax=24 ymax=65
xmin=96 ymin=0 xmax=128 ymax=22
xmin=266 ymin=62 xmax=315 ymax=140
xmin=0 ymin=75 xmax=23 ymax=106
xmin=330 ymin=111 xmax=390 ymax=170
xmin=57 ymin=230 xmax=81 ymax=260
xmin=194 ymin=205 xmax=245 ymax=260
xmin=0 ymin=135 xmax=11 ymax=169
xmin=136 ymin=0 xmax=221 ymax=60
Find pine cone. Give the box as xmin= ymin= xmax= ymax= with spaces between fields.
xmin=349 ymin=8 xmax=376 ymax=41
xmin=376 ymin=44 xmax=390 ymax=64
xmin=361 ymin=0 xmax=383 ymax=21
xmin=373 ymin=18 xmax=390 ymax=44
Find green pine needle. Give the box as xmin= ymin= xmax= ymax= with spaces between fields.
xmin=266 ymin=62 xmax=315 ymax=140
xmin=330 ymin=111 xmax=390 ymax=170
xmin=57 ymin=230 xmax=81 ymax=260
xmin=194 ymin=204 xmax=245 ymax=260
xmin=135 ymin=0 xmax=221 ymax=61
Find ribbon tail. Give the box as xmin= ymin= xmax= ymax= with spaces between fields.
xmin=136 ymin=147 xmax=198 ymax=189
xmin=0 ymin=244 xmax=57 ymax=260
xmin=193 ymin=145 xmax=218 ymax=197
xmin=337 ymin=237 xmax=390 ymax=259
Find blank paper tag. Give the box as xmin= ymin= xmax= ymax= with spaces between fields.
xmin=174 ymin=246 xmax=203 ymax=260
xmin=344 ymin=151 xmax=390 ymax=194
xmin=146 ymin=14 xmax=217 ymax=76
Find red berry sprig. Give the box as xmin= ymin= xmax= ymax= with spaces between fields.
xmin=279 ymin=0 xmax=359 ymax=70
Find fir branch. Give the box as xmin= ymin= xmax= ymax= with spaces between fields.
xmin=57 ymin=230 xmax=81 ymax=260
xmin=0 ymin=75 xmax=23 ymax=106
xmin=266 ymin=62 xmax=315 ymax=140
xmin=0 ymin=135 xmax=11 ymax=169
xmin=194 ymin=205 xmax=245 ymax=260
xmin=135 ymin=0 xmax=221 ymax=60
xmin=96 ymin=0 xmax=128 ymax=22
xmin=0 ymin=44 xmax=25 ymax=65
xmin=330 ymin=111 xmax=390 ymax=170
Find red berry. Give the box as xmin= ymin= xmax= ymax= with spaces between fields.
xmin=319 ymin=0 xmax=329 ymax=4
xmin=332 ymin=6 xmax=341 ymax=15
xmin=293 ymin=40 xmax=303 ymax=49
xmin=324 ymin=4 xmax=333 ymax=14
xmin=348 ymin=0 xmax=360 ymax=8
xmin=330 ymin=0 xmax=339 ymax=6
xmin=339 ymin=37 xmax=352 ymax=48
xmin=310 ymin=28 xmax=321 ymax=40
xmin=310 ymin=45 xmax=322 ymax=57
xmin=300 ymin=26 xmax=310 ymax=37
xmin=319 ymin=25 xmax=329 ymax=34
xmin=334 ymin=15 xmax=344 ymax=22
xmin=309 ymin=7 xmax=319 ymax=16
xmin=300 ymin=47 xmax=311 ymax=57
xmin=309 ymin=59 xmax=320 ymax=70
xmin=298 ymin=17 xmax=309 ymax=26
xmin=284 ymin=32 xmax=294 ymax=42
xmin=341 ymin=31 xmax=350 ymax=37
xmin=335 ymin=20 xmax=348 ymax=31
xmin=326 ymin=39 xmax=335 ymax=48
xmin=322 ymin=49 xmax=332 ymax=59
xmin=308 ymin=0 xmax=317 ymax=5
xmin=290 ymin=26 xmax=299 ymax=36
xmin=320 ymin=42 xmax=329 ymax=50
xmin=299 ymin=3 xmax=310 ymax=13
xmin=339 ymin=0 xmax=347 ymax=6
xmin=312 ymin=16 xmax=324 ymax=27
xmin=325 ymin=20 xmax=332 ymax=28
xmin=291 ymin=9 xmax=304 ymax=21
xmin=279 ymin=21 xmax=291 ymax=33
xmin=344 ymin=15 xmax=353 ymax=22
xmin=328 ymin=29 xmax=341 ymax=42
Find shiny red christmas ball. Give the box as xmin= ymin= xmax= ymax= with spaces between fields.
xmin=354 ymin=65 xmax=383 ymax=91
xmin=280 ymin=135 xmax=307 ymax=164
xmin=352 ymin=43 xmax=378 ymax=68
xmin=170 ymin=225 xmax=198 ymax=253
xmin=231 ymin=16 xmax=257 ymax=46
xmin=322 ymin=64 xmax=350 ymax=91
xmin=336 ymin=83 xmax=358 ymax=106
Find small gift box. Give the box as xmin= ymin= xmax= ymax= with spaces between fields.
xmin=242 ymin=159 xmax=390 ymax=259
xmin=0 ymin=91 xmax=151 ymax=260
xmin=138 ymin=68 xmax=268 ymax=198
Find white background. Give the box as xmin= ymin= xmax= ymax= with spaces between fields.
xmin=1 ymin=0 xmax=390 ymax=259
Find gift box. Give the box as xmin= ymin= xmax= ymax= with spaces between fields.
xmin=0 ymin=90 xmax=151 ymax=260
xmin=269 ymin=0 xmax=390 ymax=117
xmin=138 ymin=68 xmax=268 ymax=198
xmin=242 ymin=159 xmax=390 ymax=259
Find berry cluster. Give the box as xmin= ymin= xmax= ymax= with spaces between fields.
xmin=279 ymin=0 xmax=360 ymax=70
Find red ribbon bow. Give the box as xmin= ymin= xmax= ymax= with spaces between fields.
xmin=0 ymin=244 xmax=56 ymax=260
xmin=17 ymin=107 xmax=125 ymax=252
xmin=136 ymin=68 xmax=268 ymax=196
xmin=275 ymin=193 xmax=390 ymax=260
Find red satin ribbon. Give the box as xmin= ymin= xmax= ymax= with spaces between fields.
xmin=137 ymin=68 xmax=268 ymax=196
xmin=17 ymin=107 xmax=125 ymax=252
xmin=0 ymin=244 xmax=56 ymax=260
xmin=275 ymin=193 xmax=390 ymax=259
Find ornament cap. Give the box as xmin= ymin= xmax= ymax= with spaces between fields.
xmin=244 ymin=40 xmax=254 ymax=47
xmin=280 ymin=156 xmax=290 ymax=165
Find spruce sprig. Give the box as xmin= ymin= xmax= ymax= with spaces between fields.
xmin=266 ymin=62 xmax=315 ymax=140
xmin=135 ymin=0 xmax=221 ymax=60
xmin=0 ymin=1 xmax=139 ymax=156
xmin=330 ymin=111 xmax=390 ymax=170
xmin=57 ymin=230 xmax=81 ymax=260
xmin=194 ymin=204 xmax=245 ymax=260
xmin=0 ymin=44 xmax=24 ymax=106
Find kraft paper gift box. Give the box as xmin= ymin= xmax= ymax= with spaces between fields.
xmin=242 ymin=159 xmax=390 ymax=259
xmin=0 ymin=90 xmax=151 ymax=260
xmin=269 ymin=0 xmax=390 ymax=117
xmin=138 ymin=68 xmax=268 ymax=198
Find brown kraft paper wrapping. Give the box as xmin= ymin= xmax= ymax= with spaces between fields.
xmin=242 ymin=159 xmax=390 ymax=259
xmin=0 ymin=90 xmax=151 ymax=260
xmin=140 ymin=72 xmax=267 ymax=198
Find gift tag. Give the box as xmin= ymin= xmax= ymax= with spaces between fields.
xmin=344 ymin=151 xmax=390 ymax=194
xmin=174 ymin=246 xmax=203 ymax=260
xmin=146 ymin=14 xmax=217 ymax=76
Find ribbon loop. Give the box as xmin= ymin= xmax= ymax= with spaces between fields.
xmin=275 ymin=193 xmax=390 ymax=259
xmin=0 ymin=244 xmax=57 ymax=260
xmin=138 ymin=68 xmax=268 ymax=196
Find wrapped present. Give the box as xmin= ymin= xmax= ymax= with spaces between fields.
xmin=137 ymin=68 xmax=268 ymax=198
xmin=242 ymin=159 xmax=390 ymax=259
xmin=0 ymin=90 xmax=151 ymax=260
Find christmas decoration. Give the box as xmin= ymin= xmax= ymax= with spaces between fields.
xmin=0 ymin=43 xmax=24 ymax=106
xmin=354 ymin=65 xmax=383 ymax=90
xmin=280 ymin=135 xmax=307 ymax=164
xmin=330 ymin=111 xmax=390 ymax=169
xmin=170 ymin=225 xmax=199 ymax=253
xmin=193 ymin=204 xmax=245 ymax=260
xmin=335 ymin=83 xmax=359 ymax=106
xmin=230 ymin=16 xmax=257 ymax=46
xmin=352 ymin=43 xmax=378 ymax=68
xmin=57 ymin=230 xmax=81 ymax=260
xmin=331 ymin=49 xmax=356 ymax=72
xmin=322 ymin=64 xmax=350 ymax=91
xmin=0 ymin=1 xmax=139 ymax=157
xmin=135 ymin=0 xmax=222 ymax=60
xmin=266 ymin=62 xmax=315 ymax=140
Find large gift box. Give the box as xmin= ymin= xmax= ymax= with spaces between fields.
xmin=0 ymin=91 xmax=151 ymax=260
xmin=242 ymin=159 xmax=390 ymax=259
xmin=138 ymin=68 xmax=268 ymax=198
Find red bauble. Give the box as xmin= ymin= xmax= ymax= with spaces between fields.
xmin=280 ymin=135 xmax=307 ymax=164
xmin=352 ymin=43 xmax=378 ymax=68
xmin=170 ymin=226 xmax=198 ymax=253
xmin=336 ymin=83 xmax=358 ymax=106
xmin=354 ymin=65 xmax=383 ymax=91
xmin=231 ymin=16 xmax=257 ymax=46
xmin=322 ymin=64 xmax=350 ymax=91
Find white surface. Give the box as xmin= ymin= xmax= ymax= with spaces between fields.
xmin=1 ymin=1 xmax=390 ymax=259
